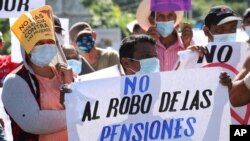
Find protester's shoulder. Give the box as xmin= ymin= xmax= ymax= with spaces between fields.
xmin=3 ymin=73 xmax=26 ymax=87
xmin=98 ymin=47 xmax=119 ymax=58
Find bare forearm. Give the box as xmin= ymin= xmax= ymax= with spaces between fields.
xmin=230 ymin=80 xmax=250 ymax=107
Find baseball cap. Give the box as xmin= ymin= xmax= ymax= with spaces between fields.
xmin=75 ymin=28 xmax=93 ymax=41
xmin=53 ymin=15 xmax=64 ymax=31
xmin=204 ymin=5 xmax=241 ymax=28
xmin=69 ymin=22 xmax=92 ymax=42
xmin=243 ymin=8 xmax=250 ymax=22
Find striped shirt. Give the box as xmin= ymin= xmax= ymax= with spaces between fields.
xmin=156 ymin=35 xmax=185 ymax=71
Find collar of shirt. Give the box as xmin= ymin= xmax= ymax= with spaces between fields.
xmin=156 ymin=32 xmax=185 ymax=51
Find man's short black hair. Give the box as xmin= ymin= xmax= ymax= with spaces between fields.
xmin=119 ymin=34 xmax=156 ymax=61
xmin=133 ymin=24 xmax=142 ymax=33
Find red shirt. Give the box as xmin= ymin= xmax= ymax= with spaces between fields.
xmin=0 ymin=55 xmax=19 ymax=80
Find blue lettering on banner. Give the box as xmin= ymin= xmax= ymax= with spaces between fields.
xmin=185 ymin=117 xmax=196 ymax=137
xmin=124 ymin=75 xmax=150 ymax=95
xmin=99 ymin=117 xmax=196 ymax=141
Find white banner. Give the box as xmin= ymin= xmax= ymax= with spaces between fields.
xmin=178 ymin=42 xmax=250 ymax=125
xmin=65 ymin=68 xmax=231 ymax=141
xmin=0 ymin=0 xmax=45 ymax=18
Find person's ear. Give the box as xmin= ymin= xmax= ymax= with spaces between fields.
xmin=174 ymin=12 xmax=177 ymax=23
xmin=121 ymin=58 xmax=130 ymax=73
xmin=92 ymin=31 xmax=97 ymax=40
xmin=242 ymin=23 xmax=246 ymax=30
xmin=148 ymin=14 xmax=155 ymax=25
xmin=203 ymin=25 xmax=213 ymax=42
xmin=203 ymin=25 xmax=211 ymax=37
xmin=71 ymin=42 xmax=77 ymax=48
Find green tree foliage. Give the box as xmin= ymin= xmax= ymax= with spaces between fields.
xmin=192 ymin=0 xmax=247 ymax=18
xmin=0 ymin=19 xmax=11 ymax=55
xmin=82 ymin=0 xmax=135 ymax=37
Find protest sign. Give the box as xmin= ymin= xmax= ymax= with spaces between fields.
xmin=77 ymin=65 xmax=121 ymax=82
xmin=10 ymin=17 xmax=69 ymax=63
xmin=150 ymin=0 xmax=192 ymax=12
xmin=178 ymin=42 xmax=250 ymax=125
xmin=11 ymin=5 xmax=55 ymax=54
xmin=0 ymin=0 xmax=45 ymax=18
xmin=65 ymin=68 xmax=231 ymax=141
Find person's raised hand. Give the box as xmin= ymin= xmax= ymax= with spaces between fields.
xmin=146 ymin=26 xmax=160 ymax=40
xmin=180 ymin=22 xmax=193 ymax=49
xmin=219 ymin=72 xmax=232 ymax=90
xmin=56 ymin=63 xmax=74 ymax=84
xmin=187 ymin=45 xmax=207 ymax=57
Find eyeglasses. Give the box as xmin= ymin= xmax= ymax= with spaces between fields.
xmin=127 ymin=58 xmax=139 ymax=62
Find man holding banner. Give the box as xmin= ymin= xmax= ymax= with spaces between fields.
xmin=220 ymin=54 xmax=250 ymax=107
xmin=2 ymin=5 xmax=73 ymax=141
xmin=187 ymin=5 xmax=241 ymax=55
xmin=136 ymin=0 xmax=193 ymax=71
xmin=203 ymin=5 xmax=241 ymax=43
xmin=177 ymin=5 xmax=250 ymax=126
xmin=223 ymin=9 xmax=250 ymax=107
xmin=119 ymin=34 xmax=160 ymax=75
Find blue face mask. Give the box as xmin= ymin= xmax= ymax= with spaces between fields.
xmin=76 ymin=35 xmax=95 ymax=53
xmin=156 ymin=20 xmax=174 ymax=37
xmin=245 ymin=26 xmax=250 ymax=37
xmin=67 ymin=59 xmax=82 ymax=74
xmin=129 ymin=57 xmax=160 ymax=74
xmin=213 ymin=33 xmax=236 ymax=42
xmin=30 ymin=44 xmax=57 ymax=67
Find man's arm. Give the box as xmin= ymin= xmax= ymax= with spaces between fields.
xmin=230 ymin=56 xmax=250 ymax=107
xmin=2 ymin=74 xmax=67 ymax=134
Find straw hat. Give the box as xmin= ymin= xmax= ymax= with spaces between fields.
xmin=136 ymin=0 xmax=184 ymax=31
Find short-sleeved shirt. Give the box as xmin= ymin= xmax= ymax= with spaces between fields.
xmin=92 ymin=48 xmax=120 ymax=71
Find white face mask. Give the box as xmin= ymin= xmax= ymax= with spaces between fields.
xmin=56 ymin=33 xmax=64 ymax=45
xmin=245 ymin=26 xmax=250 ymax=37
xmin=30 ymin=44 xmax=57 ymax=67
xmin=156 ymin=20 xmax=174 ymax=37
xmin=213 ymin=33 xmax=236 ymax=42
xmin=128 ymin=57 xmax=160 ymax=74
